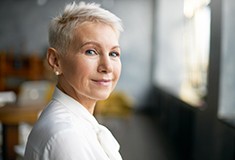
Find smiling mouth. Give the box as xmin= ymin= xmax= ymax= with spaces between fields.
xmin=92 ymin=79 xmax=112 ymax=86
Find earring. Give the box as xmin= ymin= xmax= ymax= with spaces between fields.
xmin=55 ymin=71 xmax=60 ymax=75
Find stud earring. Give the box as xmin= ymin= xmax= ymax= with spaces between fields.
xmin=55 ymin=71 xmax=60 ymax=75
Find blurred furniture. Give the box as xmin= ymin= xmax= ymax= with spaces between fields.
xmin=0 ymin=91 xmax=16 ymax=107
xmin=0 ymin=52 xmax=45 ymax=93
xmin=0 ymin=80 xmax=55 ymax=160
xmin=0 ymin=103 xmax=45 ymax=160
xmin=95 ymin=91 xmax=133 ymax=117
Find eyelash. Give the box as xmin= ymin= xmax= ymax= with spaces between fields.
xmin=109 ymin=52 xmax=120 ymax=57
xmin=85 ymin=49 xmax=97 ymax=55
xmin=85 ymin=50 xmax=120 ymax=58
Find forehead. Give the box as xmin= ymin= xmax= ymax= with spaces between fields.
xmin=73 ymin=22 xmax=119 ymax=42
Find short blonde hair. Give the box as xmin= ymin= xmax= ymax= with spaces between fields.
xmin=49 ymin=1 xmax=123 ymax=54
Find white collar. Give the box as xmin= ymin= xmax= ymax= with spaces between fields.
xmin=53 ymin=87 xmax=99 ymax=129
xmin=52 ymin=87 xmax=122 ymax=160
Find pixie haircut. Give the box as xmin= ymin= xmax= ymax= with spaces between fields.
xmin=49 ymin=1 xmax=123 ymax=54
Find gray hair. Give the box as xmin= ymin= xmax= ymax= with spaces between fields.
xmin=49 ymin=1 xmax=123 ymax=54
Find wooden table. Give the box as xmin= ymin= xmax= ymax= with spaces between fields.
xmin=0 ymin=103 xmax=45 ymax=160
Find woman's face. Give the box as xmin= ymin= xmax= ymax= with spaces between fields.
xmin=57 ymin=22 xmax=121 ymax=107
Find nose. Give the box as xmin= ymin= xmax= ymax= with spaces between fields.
xmin=97 ymin=54 xmax=112 ymax=73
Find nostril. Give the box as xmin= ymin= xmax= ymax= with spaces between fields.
xmin=98 ymin=65 xmax=112 ymax=73
xmin=98 ymin=58 xmax=112 ymax=73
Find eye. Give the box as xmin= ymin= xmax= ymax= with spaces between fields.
xmin=85 ymin=49 xmax=97 ymax=56
xmin=109 ymin=51 xmax=120 ymax=57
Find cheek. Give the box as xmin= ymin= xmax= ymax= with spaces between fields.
xmin=62 ymin=60 xmax=77 ymax=75
xmin=114 ymin=62 xmax=122 ymax=79
xmin=61 ymin=57 xmax=83 ymax=78
xmin=63 ymin=59 xmax=97 ymax=81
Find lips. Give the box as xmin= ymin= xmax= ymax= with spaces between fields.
xmin=92 ymin=79 xmax=112 ymax=86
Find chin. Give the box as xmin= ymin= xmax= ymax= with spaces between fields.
xmin=94 ymin=92 xmax=112 ymax=101
xmin=97 ymin=95 xmax=111 ymax=101
xmin=90 ymin=87 xmax=115 ymax=101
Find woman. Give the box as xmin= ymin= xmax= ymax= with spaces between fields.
xmin=24 ymin=2 xmax=123 ymax=160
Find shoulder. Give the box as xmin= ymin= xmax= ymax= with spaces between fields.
xmin=25 ymin=128 xmax=97 ymax=160
xmin=24 ymin=98 xmax=109 ymax=159
xmin=43 ymin=128 xmax=110 ymax=160
xmin=33 ymin=100 xmax=76 ymax=135
xmin=26 ymin=100 xmax=82 ymax=150
xmin=26 ymin=99 xmax=96 ymax=152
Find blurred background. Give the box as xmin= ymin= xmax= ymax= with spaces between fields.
xmin=0 ymin=0 xmax=234 ymax=160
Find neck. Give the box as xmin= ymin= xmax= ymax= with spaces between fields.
xmin=57 ymin=83 xmax=96 ymax=115
xmin=78 ymin=99 xmax=96 ymax=115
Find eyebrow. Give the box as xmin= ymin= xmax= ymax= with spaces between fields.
xmin=80 ymin=41 xmax=120 ymax=50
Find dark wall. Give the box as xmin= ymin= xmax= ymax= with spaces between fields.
xmin=149 ymin=87 xmax=196 ymax=160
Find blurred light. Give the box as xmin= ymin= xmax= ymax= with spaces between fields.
xmin=181 ymin=0 xmax=211 ymax=107
xmin=29 ymin=89 xmax=39 ymax=100
xmin=184 ymin=0 xmax=211 ymax=18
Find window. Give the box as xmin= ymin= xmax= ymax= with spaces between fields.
xmin=153 ymin=0 xmax=211 ymax=107
xmin=218 ymin=0 xmax=235 ymax=126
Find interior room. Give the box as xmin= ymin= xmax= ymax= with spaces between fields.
xmin=0 ymin=0 xmax=234 ymax=160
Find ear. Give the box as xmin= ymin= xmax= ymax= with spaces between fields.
xmin=47 ymin=47 xmax=62 ymax=75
